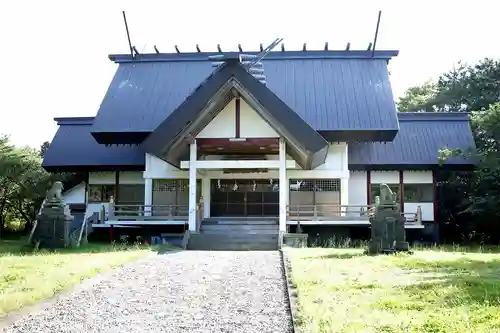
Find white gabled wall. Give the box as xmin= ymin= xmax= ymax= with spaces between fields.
xmin=196 ymin=98 xmax=278 ymax=139
xmin=144 ymin=153 xmax=188 ymax=179
xmin=197 ymin=99 xmax=236 ymax=138
xmin=239 ymin=99 xmax=278 ymax=138
xmin=311 ymin=143 xmax=348 ymax=173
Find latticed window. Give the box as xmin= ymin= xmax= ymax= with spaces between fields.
xmin=289 ymin=179 xmax=341 ymax=205
xmin=152 ymin=179 xmax=201 ymax=207
xmin=314 ymin=179 xmax=341 ymax=192
xmin=289 ymin=179 xmax=340 ymax=192
xmin=211 ymin=179 xmax=279 ymax=192
xmin=153 ymin=180 xmax=180 ymax=192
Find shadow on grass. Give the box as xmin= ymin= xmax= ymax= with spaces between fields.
xmin=398 ymin=257 xmax=500 ymax=308
xmin=411 ymin=243 xmax=500 ymax=254
xmin=0 ymin=239 xmax=171 ymax=257
xmin=305 ymin=252 xmax=365 ymax=260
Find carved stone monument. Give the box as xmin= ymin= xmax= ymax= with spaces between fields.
xmin=31 ymin=181 xmax=74 ymax=249
xmin=367 ymin=183 xmax=410 ymax=254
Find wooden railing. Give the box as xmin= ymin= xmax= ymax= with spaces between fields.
xmin=108 ymin=204 xmax=189 ymax=220
xmin=287 ymin=204 xmax=422 ymax=225
xmin=403 ymin=206 xmax=422 ymax=225
xmin=287 ymin=204 xmax=373 ymax=220
xmin=106 ymin=200 xmax=204 ymax=226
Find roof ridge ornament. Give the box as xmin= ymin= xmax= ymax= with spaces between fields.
xmin=208 ymin=38 xmax=283 ymax=85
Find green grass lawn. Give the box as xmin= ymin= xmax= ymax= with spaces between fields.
xmin=0 ymin=240 xmax=155 ymax=316
xmin=288 ymin=247 xmax=500 ymax=333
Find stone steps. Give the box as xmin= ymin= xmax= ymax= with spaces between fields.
xmin=202 ymin=219 xmax=278 ymax=225
xmin=187 ymin=234 xmax=279 ymax=251
xmin=187 ymin=218 xmax=280 ymax=251
xmin=201 ymin=225 xmax=278 ymax=235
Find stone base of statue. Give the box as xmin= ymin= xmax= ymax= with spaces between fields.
xmin=366 ymin=240 xmax=411 ymax=255
xmin=395 ymin=241 xmax=410 ymax=251
xmin=32 ymin=199 xmax=74 ymax=249
xmin=365 ymin=184 xmax=412 ymax=255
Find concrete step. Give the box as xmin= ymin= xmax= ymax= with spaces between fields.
xmin=202 ymin=220 xmax=278 ymax=225
xmin=201 ymin=230 xmax=279 ymax=235
xmin=187 ymin=234 xmax=279 ymax=251
xmin=188 ymin=243 xmax=278 ymax=251
xmin=200 ymin=225 xmax=279 ymax=235
xmin=190 ymin=234 xmax=279 ymax=242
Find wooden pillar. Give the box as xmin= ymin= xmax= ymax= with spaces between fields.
xmin=399 ymin=170 xmax=404 ymax=212
xmin=366 ymin=170 xmax=371 ymax=205
xmin=84 ymin=172 xmax=89 ymax=205
xmin=340 ymin=178 xmax=349 ymax=216
xmin=144 ymin=178 xmax=153 ymax=216
xmin=188 ymin=140 xmax=198 ymax=231
xmin=114 ymin=171 xmax=120 ymax=204
xmin=432 ymin=169 xmax=439 ymax=243
xmin=278 ymin=138 xmax=287 ymax=233
xmin=109 ymin=225 xmax=114 ymax=243
xmin=202 ymin=178 xmax=211 ymax=218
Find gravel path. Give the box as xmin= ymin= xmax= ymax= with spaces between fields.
xmin=2 ymin=251 xmax=293 ymax=333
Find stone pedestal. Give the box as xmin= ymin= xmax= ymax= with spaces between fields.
xmin=283 ymin=233 xmax=308 ymax=248
xmin=32 ymin=201 xmax=74 ymax=249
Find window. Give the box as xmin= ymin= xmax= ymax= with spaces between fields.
xmin=152 ymin=179 xmax=201 ymax=206
xmin=370 ymin=183 xmax=400 ymax=204
xmin=118 ymin=184 xmax=145 ymax=205
xmin=403 ymin=184 xmax=434 ymax=203
xmin=289 ymin=179 xmax=341 ymax=205
xmin=88 ymin=185 xmax=115 ymax=203
xmin=289 ymin=179 xmax=341 ymax=216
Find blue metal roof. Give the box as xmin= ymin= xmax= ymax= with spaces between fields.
xmin=42 ymin=117 xmax=145 ymax=171
xmin=45 ymin=112 xmax=475 ymax=171
xmin=142 ymin=58 xmax=329 ymax=170
xmin=348 ymin=112 xmax=476 ymax=168
xmin=91 ymin=50 xmax=400 ymax=135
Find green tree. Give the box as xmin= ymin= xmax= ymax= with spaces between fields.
xmin=0 ymin=136 xmax=56 ymax=236
xmin=39 ymin=141 xmax=50 ymax=158
xmin=397 ymin=80 xmax=438 ymax=112
xmin=398 ymin=58 xmax=500 ymax=242
xmin=397 ymin=58 xmax=500 ymax=113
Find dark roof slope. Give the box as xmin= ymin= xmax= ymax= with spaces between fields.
xmin=44 ymin=112 xmax=476 ymax=171
xmin=143 ymin=58 xmax=329 ymax=170
xmin=91 ymin=50 xmax=400 ymax=141
xmin=42 ymin=117 xmax=145 ymax=172
xmin=348 ymin=112 xmax=476 ymax=169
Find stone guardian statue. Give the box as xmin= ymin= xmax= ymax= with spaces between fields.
xmin=367 ymin=183 xmax=410 ymax=254
xmin=31 ymin=181 xmax=74 ymax=249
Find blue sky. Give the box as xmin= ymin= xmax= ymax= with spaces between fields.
xmin=0 ymin=0 xmax=498 ymax=148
